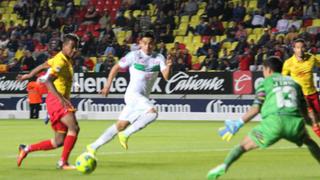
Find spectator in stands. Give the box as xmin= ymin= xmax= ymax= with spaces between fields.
xmin=194 ymin=18 xmax=208 ymax=35
xmin=224 ymin=22 xmax=237 ymax=43
xmin=48 ymin=13 xmax=61 ymax=30
xmin=57 ymin=0 xmax=74 ymax=18
xmin=21 ymin=50 xmax=35 ymax=71
xmin=101 ymin=55 xmax=115 ymax=73
xmin=218 ymin=48 xmax=232 ymax=71
xmin=0 ymin=22 xmax=7 ymax=36
xmin=257 ymin=28 xmax=271 ymax=48
xmin=81 ymin=32 xmax=97 ymax=56
xmin=257 ymin=0 xmax=268 ymax=10
xmin=286 ymin=26 xmax=299 ymax=42
xmin=23 ymin=34 xmax=36 ymax=52
xmin=200 ymin=48 xmax=219 ymax=71
xmin=222 ymin=2 xmax=234 ymax=21
xmin=115 ymin=11 xmax=128 ymax=29
xmin=126 ymin=10 xmax=137 ymax=30
xmin=99 ymin=10 xmax=111 ymax=30
xmin=61 ymin=17 xmax=76 ymax=36
xmin=276 ymin=14 xmax=289 ymax=33
xmin=156 ymin=41 xmax=167 ymax=57
xmin=37 ymin=11 xmax=50 ymax=32
xmin=104 ymin=41 xmax=116 ymax=56
xmin=238 ymin=49 xmax=253 ymax=71
xmin=172 ymin=57 xmax=187 ymax=72
xmin=251 ymin=10 xmax=266 ymax=27
xmin=208 ymin=17 xmax=224 ymax=36
xmin=0 ymin=34 xmax=9 ymax=49
xmin=232 ymin=1 xmax=246 ymax=22
xmin=83 ymin=57 xmax=95 ymax=72
xmin=304 ymin=1 xmax=319 ymax=19
xmin=139 ymin=10 xmax=152 ymax=31
xmin=82 ymin=6 xmax=100 ymax=25
xmin=94 ymin=56 xmax=104 ymax=72
xmin=8 ymin=58 xmax=21 ymax=72
xmin=0 ymin=47 xmax=8 ymax=64
xmin=180 ymin=0 xmax=198 ymax=16
xmin=206 ymin=1 xmax=223 ymax=18
xmin=235 ymin=23 xmax=247 ymax=41
xmin=101 ymin=24 xmax=115 ymax=42
xmin=7 ymin=35 xmax=19 ymax=54
xmin=180 ymin=49 xmax=192 ymax=70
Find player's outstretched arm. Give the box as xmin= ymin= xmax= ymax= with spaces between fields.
xmin=100 ymin=64 xmax=121 ymax=97
xmin=219 ymin=106 xmax=260 ymax=142
xmin=16 ymin=62 xmax=50 ymax=81
xmin=161 ymin=54 xmax=173 ymax=81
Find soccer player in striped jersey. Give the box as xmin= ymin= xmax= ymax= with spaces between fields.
xmin=282 ymin=38 xmax=320 ymax=136
xmin=86 ymin=31 xmax=173 ymax=155
xmin=16 ymin=34 xmax=80 ymax=170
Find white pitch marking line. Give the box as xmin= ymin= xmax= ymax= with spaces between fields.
xmin=4 ymin=145 xmax=304 ymax=159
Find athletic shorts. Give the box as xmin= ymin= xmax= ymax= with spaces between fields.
xmin=305 ymin=92 xmax=320 ymax=113
xmin=46 ymin=93 xmax=75 ymax=133
xmin=118 ymin=94 xmax=154 ymax=123
xmin=248 ymin=115 xmax=307 ymax=149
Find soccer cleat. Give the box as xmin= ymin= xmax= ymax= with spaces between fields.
xmin=86 ymin=144 xmax=97 ymax=156
xmin=17 ymin=144 xmax=28 ymax=167
xmin=207 ymin=164 xmax=227 ymax=180
xmin=56 ymin=160 xmax=76 ymax=170
xmin=118 ymin=132 xmax=128 ymax=150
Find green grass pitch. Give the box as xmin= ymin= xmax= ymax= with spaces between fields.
xmin=0 ymin=119 xmax=319 ymax=180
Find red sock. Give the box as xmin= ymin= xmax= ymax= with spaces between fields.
xmin=28 ymin=140 xmax=55 ymax=152
xmin=61 ymin=135 xmax=77 ymax=163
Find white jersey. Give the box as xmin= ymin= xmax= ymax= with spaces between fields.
xmin=118 ymin=50 xmax=167 ymax=98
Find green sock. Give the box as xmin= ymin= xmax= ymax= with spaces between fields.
xmin=224 ymin=145 xmax=245 ymax=169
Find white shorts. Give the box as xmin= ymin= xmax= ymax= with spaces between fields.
xmin=118 ymin=94 xmax=154 ymax=123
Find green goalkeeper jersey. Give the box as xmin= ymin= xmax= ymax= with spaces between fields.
xmin=253 ymin=73 xmax=306 ymax=118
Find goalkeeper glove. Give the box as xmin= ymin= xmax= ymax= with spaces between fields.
xmin=218 ymin=119 xmax=244 ymax=142
xmin=312 ymin=124 xmax=320 ymax=137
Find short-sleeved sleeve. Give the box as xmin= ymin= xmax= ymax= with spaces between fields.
xmin=118 ymin=52 xmax=134 ymax=68
xmin=282 ymin=59 xmax=290 ymax=76
xmin=252 ymin=80 xmax=265 ymax=107
xmin=158 ymin=54 xmax=167 ymax=71
xmin=314 ymin=55 xmax=320 ymax=67
xmin=49 ymin=58 xmax=65 ymax=77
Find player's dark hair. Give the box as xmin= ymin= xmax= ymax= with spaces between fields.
xmin=293 ymin=38 xmax=306 ymax=46
xmin=63 ymin=33 xmax=80 ymax=46
xmin=263 ymin=56 xmax=283 ymax=73
xmin=140 ymin=31 xmax=155 ymax=40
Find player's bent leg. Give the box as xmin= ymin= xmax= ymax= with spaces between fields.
xmin=87 ymin=122 xmax=125 ymax=154
xmin=122 ymin=108 xmax=158 ymax=137
xmin=117 ymin=120 xmax=131 ymax=150
xmin=303 ymin=136 xmax=320 ymax=163
xmin=58 ymin=113 xmax=79 ymax=170
xmin=17 ymin=137 xmax=58 ymax=167
xmin=207 ymin=136 xmax=258 ymax=180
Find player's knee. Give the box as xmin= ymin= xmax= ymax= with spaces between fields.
xmin=54 ymin=138 xmax=64 ymax=147
xmin=116 ymin=121 xmax=129 ymax=131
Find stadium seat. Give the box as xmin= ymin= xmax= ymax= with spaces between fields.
xmin=197 ymin=8 xmax=205 ymax=16
xmin=221 ymin=42 xmax=232 ymax=49
xmin=183 ymin=35 xmax=193 ymax=45
xmin=190 ymin=15 xmax=200 ymax=24
xmin=247 ymin=34 xmax=257 ymax=43
xmin=253 ymin=28 xmax=263 ymax=35
xmin=312 ymin=19 xmax=320 ymax=27
xmin=198 ymin=56 xmax=206 ymax=63
xmin=246 ymin=28 xmax=253 ymax=35
xmin=174 ymin=36 xmax=184 ymax=43
xmin=133 ymin=10 xmax=141 ymax=18
xmin=74 ymin=0 xmax=81 ymax=6
xmin=180 ymin=15 xmax=189 ymax=23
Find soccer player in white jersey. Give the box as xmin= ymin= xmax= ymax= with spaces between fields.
xmin=86 ymin=31 xmax=173 ymax=154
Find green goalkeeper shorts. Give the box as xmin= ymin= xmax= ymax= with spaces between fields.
xmin=248 ymin=115 xmax=307 ymax=149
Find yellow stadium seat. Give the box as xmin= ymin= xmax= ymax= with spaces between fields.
xmin=199 ymin=2 xmax=207 ymax=9
xmin=117 ymin=31 xmax=126 ymax=39
xmin=74 ymin=0 xmax=81 ymax=6
xmin=247 ymin=34 xmax=257 ymax=43
xmin=166 ymin=43 xmax=174 ymax=50
xmin=312 ymin=19 xmax=320 ymax=27
xmin=246 ymin=28 xmax=253 ymax=35
xmin=190 ymin=15 xmax=200 ymax=23
xmin=231 ymin=42 xmax=239 ymax=50
xmin=222 ymin=42 xmax=232 ymax=49
xmin=197 ymin=8 xmax=205 ymax=15
xmin=183 ymin=35 xmax=193 ymax=45
xmin=198 ymin=56 xmax=206 ymax=63
xmin=192 ymin=35 xmax=201 ymax=44
xmin=133 ymin=10 xmax=141 ymax=18
xmin=180 ymin=15 xmax=189 ymax=23
xmin=1 ymin=14 xmax=10 ymax=22
xmin=124 ymin=10 xmax=130 ymax=19
xmin=151 ymin=16 xmax=156 ymax=23
xmin=248 ymin=0 xmax=257 ymax=9
xmin=222 ymin=21 xmax=228 ymax=29
xmin=265 ymin=13 xmax=272 ymax=19
xmin=0 ymin=1 xmax=8 ymax=7
xmin=174 ymin=16 xmax=179 ymax=25
xmin=174 ymin=36 xmax=184 ymax=43
xmin=8 ymin=1 xmax=16 ymax=8
xmin=125 ymin=30 xmax=132 ymax=38
xmin=176 ymin=23 xmax=188 ymax=36
xmin=253 ymin=28 xmax=263 ymax=35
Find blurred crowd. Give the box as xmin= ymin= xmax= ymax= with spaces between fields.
xmin=0 ymin=0 xmax=320 ymax=73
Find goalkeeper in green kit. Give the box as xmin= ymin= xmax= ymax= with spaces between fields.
xmin=207 ymin=56 xmax=320 ymax=180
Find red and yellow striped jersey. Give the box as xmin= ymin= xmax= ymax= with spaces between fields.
xmin=47 ymin=52 xmax=73 ymax=99
xmin=282 ymin=53 xmax=320 ymax=95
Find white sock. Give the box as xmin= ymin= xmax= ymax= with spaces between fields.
xmin=90 ymin=124 xmax=118 ymax=150
xmin=123 ymin=112 xmax=158 ymax=137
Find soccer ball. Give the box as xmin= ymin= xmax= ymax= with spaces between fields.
xmin=75 ymin=152 xmax=97 ymax=174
